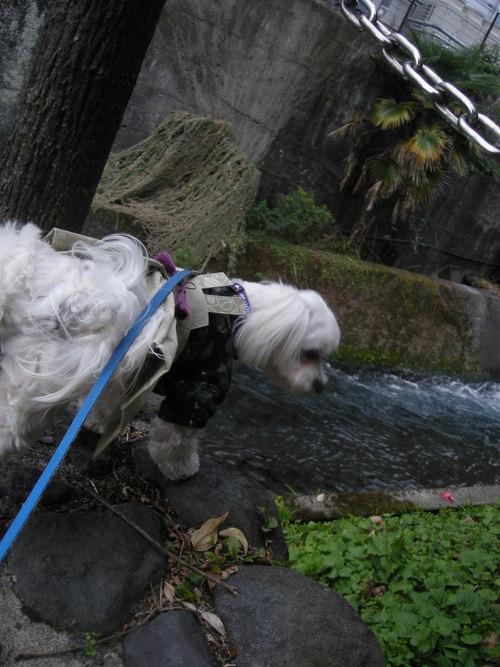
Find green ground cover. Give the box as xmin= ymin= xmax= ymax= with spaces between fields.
xmin=277 ymin=500 xmax=500 ymax=666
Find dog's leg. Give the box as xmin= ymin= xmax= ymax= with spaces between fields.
xmin=0 ymin=385 xmax=17 ymax=458
xmin=0 ymin=379 xmax=48 ymax=458
xmin=147 ymin=416 xmax=200 ymax=481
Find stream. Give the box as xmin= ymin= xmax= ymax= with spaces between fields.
xmin=200 ymin=364 xmax=500 ymax=493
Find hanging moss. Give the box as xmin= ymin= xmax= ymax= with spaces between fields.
xmin=94 ymin=111 xmax=260 ymax=268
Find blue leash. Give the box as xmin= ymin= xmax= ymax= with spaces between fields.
xmin=0 ymin=268 xmax=195 ymax=563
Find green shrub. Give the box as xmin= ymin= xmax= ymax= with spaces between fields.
xmin=246 ymin=188 xmax=335 ymax=243
xmin=172 ymin=244 xmax=203 ymax=269
xmin=278 ymin=501 xmax=500 ymax=666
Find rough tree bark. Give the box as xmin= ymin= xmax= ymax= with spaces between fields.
xmin=0 ymin=0 xmax=166 ymax=232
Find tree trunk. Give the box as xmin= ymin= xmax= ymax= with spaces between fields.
xmin=0 ymin=0 xmax=166 ymax=232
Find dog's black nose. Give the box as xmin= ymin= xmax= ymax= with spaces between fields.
xmin=313 ymin=379 xmax=325 ymax=393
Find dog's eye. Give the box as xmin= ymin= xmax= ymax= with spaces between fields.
xmin=302 ymin=350 xmax=320 ymax=361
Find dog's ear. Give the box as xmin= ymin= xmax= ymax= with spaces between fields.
xmin=233 ymin=283 xmax=310 ymax=371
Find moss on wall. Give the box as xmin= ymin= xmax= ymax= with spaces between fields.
xmin=227 ymin=238 xmax=481 ymax=375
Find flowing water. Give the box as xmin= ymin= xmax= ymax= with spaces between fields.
xmin=200 ymin=364 xmax=500 ymax=493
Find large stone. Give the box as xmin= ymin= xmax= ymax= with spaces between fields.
xmin=286 ymin=485 xmax=500 ymax=521
xmin=0 ymin=458 xmax=72 ymax=508
xmin=8 ymin=503 xmax=166 ymax=634
xmin=122 ymin=610 xmax=213 ymax=667
xmin=214 ymin=564 xmax=384 ymax=667
xmin=135 ymin=441 xmax=289 ymax=560
xmin=0 ymin=569 xmax=123 ymax=667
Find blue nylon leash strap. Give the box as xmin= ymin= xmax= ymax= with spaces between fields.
xmin=0 ymin=268 xmax=196 ymax=563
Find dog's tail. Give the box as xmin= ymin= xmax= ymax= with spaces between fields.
xmin=0 ymin=224 xmax=165 ymax=407
xmin=0 ymin=222 xmax=43 ymax=326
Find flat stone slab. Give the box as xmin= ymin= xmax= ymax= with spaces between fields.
xmin=122 ymin=610 xmax=213 ymax=667
xmin=287 ymin=485 xmax=500 ymax=521
xmin=7 ymin=503 xmax=166 ymax=634
xmin=0 ymin=568 xmax=123 ymax=667
xmin=214 ymin=564 xmax=384 ymax=667
xmin=135 ymin=441 xmax=289 ymax=560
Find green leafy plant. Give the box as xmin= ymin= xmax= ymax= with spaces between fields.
xmin=83 ymin=631 xmax=101 ymax=658
xmin=171 ymin=244 xmax=203 ymax=269
xmin=246 ymin=188 xmax=336 ymax=243
xmin=258 ymin=505 xmax=279 ymax=534
xmin=174 ymin=577 xmax=200 ymax=603
xmin=278 ymin=501 xmax=500 ymax=666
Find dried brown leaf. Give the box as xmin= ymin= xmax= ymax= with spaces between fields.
xmin=191 ymin=513 xmax=229 ymax=552
xmin=163 ymin=581 xmax=177 ymax=604
xmin=199 ymin=610 xmax=226 ymax=637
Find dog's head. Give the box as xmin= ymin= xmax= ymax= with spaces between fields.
xmin=233 ymin=281 xmax=340 ymax=395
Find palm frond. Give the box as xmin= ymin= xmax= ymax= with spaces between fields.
xmin=391 ymin=140 xmax=413 ymax=170
xmin=411 ymin=89 xmax=436 ymax=110
xmin=411 ymin=171 xmax=447 ymax=205
xmin=390 ymin=198 xmax=402 ymax=224
xmin=410 ymin=165 xmax=432 ymax=188
xmin=460 ymin=73 xmax=500 ymax=98
xmin=353 ymin=163 xmax=369 ymax=194
xmin=411 ymin=35 xmax=500 ymax=103
xmin=340 ymin=149 xmax=360 ymax=190
xmin=365 ymin=180 xmax=382 ymax=211
xmin=372 ymin=98 xmax=416 ymax=130
xmin=407 ymin=125 xmax=449 ymax=167
xmin=397 ymin=193 xmax=418 ymax=221
xmin=371 ymin=158 xmax=403 ymax=197
xmin=328 ymin=114 xmax=366 ymax=140
xmin=448 ymin=147 xmax=468 ymax=176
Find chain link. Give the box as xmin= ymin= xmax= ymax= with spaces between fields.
xmin=340 ymin=0 xmax=500 ymax=156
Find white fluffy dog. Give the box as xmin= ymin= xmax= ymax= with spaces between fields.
xmin=0 ymin=222 xmax=340 ymax=480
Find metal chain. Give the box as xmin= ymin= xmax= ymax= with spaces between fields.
xmin=341 ymin=0 xmax=500 ymax=156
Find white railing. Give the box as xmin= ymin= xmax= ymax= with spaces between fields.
xmin=373 ymin=0 xmax=500 ymax=47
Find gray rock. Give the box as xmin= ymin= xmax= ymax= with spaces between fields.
xmin=214 ymin=564 xmax=384 ymax=667
xmin=8 ymin=503 xmax=166 ymax=634
xmin=0 ymin=459 xmax=72 ymax=506
xmin=0 ymin=568 xmax=122 ymax=667
xmin=122 ymin=610 xmax=213 ymax=667
xmin=135 ymin=441 xmax=288 ymax=560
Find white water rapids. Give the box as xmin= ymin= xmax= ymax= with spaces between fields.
xmin=200 ymin=364 xmax=500 ymax=493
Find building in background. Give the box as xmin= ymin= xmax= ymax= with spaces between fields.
xmin=376 ymin=0 xmax=500 ymax=47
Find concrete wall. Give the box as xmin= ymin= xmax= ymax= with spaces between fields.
xmin=0 ymin=0 xmax=48 ymax=148
xmin=230 ymin=240 xmax=500 ymax=378
xmin=114 ymin=0 xmax=373 ymax=162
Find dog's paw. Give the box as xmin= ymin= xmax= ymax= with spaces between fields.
xmin=147 ymin=418 xmax=200 ymax=481
xmin=154 ymin=450 xmax=200 ymax=481
xmin=0 ymin=425 xmax=25 ymax=459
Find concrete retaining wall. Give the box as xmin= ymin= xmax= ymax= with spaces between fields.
xmin=229 ymin=240 xmax=500 ymax=378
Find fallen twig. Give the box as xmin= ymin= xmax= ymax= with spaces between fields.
xmin=15 ymin=608 xmax=156 ymax=661
xmin=86 ymin=486 xmax=237 ymax=595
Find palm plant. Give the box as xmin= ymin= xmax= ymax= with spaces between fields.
xmin=332 ymin=39 xmax=500 ymax=250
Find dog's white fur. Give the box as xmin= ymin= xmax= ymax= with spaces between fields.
xmin=0 ymin=222 xmax=340 ymax=480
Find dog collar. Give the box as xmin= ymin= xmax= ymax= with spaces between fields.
xmin=231 ymin=283 xmax=250 ymax=316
